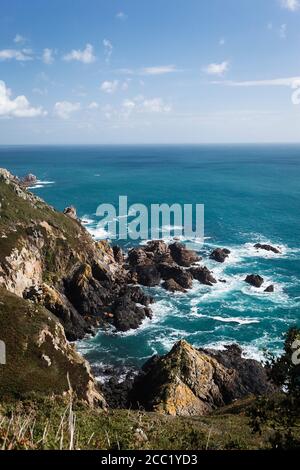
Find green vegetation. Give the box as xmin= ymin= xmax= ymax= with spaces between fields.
xmin=248 ymin=328 xmax=300 ymax=449
xmin=0 ymin=288 xmax=100 ymax=402
xmin=0 ymin=396 xmax=273 ymax=450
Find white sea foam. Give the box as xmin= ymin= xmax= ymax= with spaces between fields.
xmin=80 ymin=216 xmax=95 ymax=225
xmin=28 ymin=180 xmax=55 ymax=190
xmin=86 ymin=225 xmax=111 ymax=240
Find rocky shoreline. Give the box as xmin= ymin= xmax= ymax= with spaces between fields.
xmin=0 ymin=168 xmax=280 ymax=416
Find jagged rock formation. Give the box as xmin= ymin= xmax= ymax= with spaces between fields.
xmin=129 ymin=341 xmax=275 ymax=416
xmin=0 ymin=169 xmax=152 ymax=340
xmin=0 ymin=288 xmax=106 ymax=406
xmin=127 ymin=240 xmax=212 ymax=292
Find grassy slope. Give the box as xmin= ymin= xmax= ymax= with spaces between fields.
xmin=0 ymin=396 xmax=271 ymax=450
xmin=0 ymin=288 xmax=99 ymax=401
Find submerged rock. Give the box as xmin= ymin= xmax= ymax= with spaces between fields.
xmin=245 ymin=274 xmax=264 ymax=288
xmin=210 ymin=248 xmax=230 ymax=263
xmin=254 ymin=243 xmax=280 ymax=254
xmin=129 ymin=340 xmax=275 ymax=416
xmin=264 ymin=285 xmax=274 ymax=293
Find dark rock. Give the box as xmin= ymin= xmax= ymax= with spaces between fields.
xmin=162 ymin=279 xmax=186 ymax=293
xmin=112 ymin=245 xmax=124 ymax=264
xmin=112 ymin=295 xmax=150 ymax=331
xmin=245 ymin=274 xmax=264 ymax=288
xmin=264 ymin=285 xmax=274 ymax=293
xmin=158 ymin=263 xmax=193 ymax=289
xmin=189 ymin=266 xmax=217 ymax=286
xmin=63 ymin=206 xmax=77 ymax=219
xmin=210 ymin=248 xmax=231 ymax=263
xmin=128 ymin=248 xmax=152 ymax=266
xmin=65 ymin=263 xmax=109 ymax=317
xmin=169 ymin=242 xmax=200 ymax=267
xmin=207 ymin=344 xmax=276 ymax=398
xmin=135 ymin=264 xmax=161 ymax=287
xmin=254 ymin=243 xmax=280 ymax=254
xmin=219 ymin=279 xmax=227 ymax=283
xmin=101 ymin=370 xmax=137 ymax=409
xmin=24 ymin=283 xmax=89 ymax=341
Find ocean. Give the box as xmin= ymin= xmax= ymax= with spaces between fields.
xmin=1 ymin=144 xmax=299 ymax=376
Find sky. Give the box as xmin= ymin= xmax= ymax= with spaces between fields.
xmin=1 ymin=0 xmax=300 ymax=144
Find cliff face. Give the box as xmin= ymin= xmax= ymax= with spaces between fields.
xmin=130 ymin=340 xmax=275 ymax=416
xmin=0 ymin=169 xmax=152 ymax=341
xmin=0 ymin=288 xmax=105 ymax=406
xmin=0 ymin=168 xmax=152 ymax=403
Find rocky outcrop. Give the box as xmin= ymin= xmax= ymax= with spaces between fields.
xmin=19 ymin=173 xmax=37 ymax=187
xmin=127 ymin=240 xmax=200 ymax=292
xmin=135 ymin=265 xmax=161 ymax=287
xmin=0 ymin=288 xmax=106 ymax=407
xmin=63 ymin=206 xmax=77 ymax=219
xmin=0 ymin=170 xmax=152 ymax=339
xmin=129 ymin=341 xmax=275 ymax=416
xmin=254 ymin=243 xmax=280 ymax=254
xmin=210 ymin=248 xmax=230 ymax=263
xmin=245 ymin=274 xmax=264 ymax=288
xmin=189 ymin=266 xmax=217 ymax=286
xmin=169 ymin=242 xmax=200 ymax=267
xmin=162 ymin=279 xmax=187 ymax=293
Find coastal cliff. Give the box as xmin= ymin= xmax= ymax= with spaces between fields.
xmin=0 ymin=168 xmax=277 ymax=422
xmin=0 ymin=168 xmax=152 ymax=342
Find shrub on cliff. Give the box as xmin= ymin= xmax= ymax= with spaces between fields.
xmin=248 ymin=327 xmax=300 ymax=449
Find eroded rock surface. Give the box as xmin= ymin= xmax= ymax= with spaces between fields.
xmin=129 ymin=341 xmax=275 ymax=416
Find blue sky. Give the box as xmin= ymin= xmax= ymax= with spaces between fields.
xmin=1 ymin=0 xmax=300 ymax=144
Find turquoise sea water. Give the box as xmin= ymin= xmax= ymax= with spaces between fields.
xmin=1 ymin=145 xmax=299 ymax=373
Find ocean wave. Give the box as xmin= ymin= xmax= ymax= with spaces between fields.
xmin=86 ymin=225 xmax=111 ymax=240
xmin=80 ymin=215 xmax=95 ymax=225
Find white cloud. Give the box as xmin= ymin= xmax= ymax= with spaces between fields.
xmin=54 ymin=101 xmax=81 ymax=119
xmin=103 ymin=95 xmax=171 ymax=122
xmin=140 ymin=65 xmax=178 ymax=75
xmin=103 ymin=39 xmax=113 ymax=63
xmin=214 ymin=76 xmax=300 ymax=88
xmin=0 ymin=80 xmax=46 ymax=118
xmin=0 ymin=49 xmax=33 ymax=61
xmin=42 ymin=48 xmax=54 ymax=64
xmin=204 ymin=61 xmax=229 ymax=75
xmin=141 ymin=98 xmax=171 ymax=113
xmin=87 ymin=101 xmax=99 ymax=109
xmin=14 ymin=34 xmax=27 ymax=44
xmin=279 ymin=23 xmax=287 ymax=38
xmin=116 ymin=11 xmax=128 ymax=20
xmin=63 ymin=44 xmax=95 ymax=64
xmin=100 ymin=80 xmax=119 ymax=94
xmin=280 ymin=0 xmax=299 ymax=11
xmin=219 ymin=38 xmax=225 ymax=46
